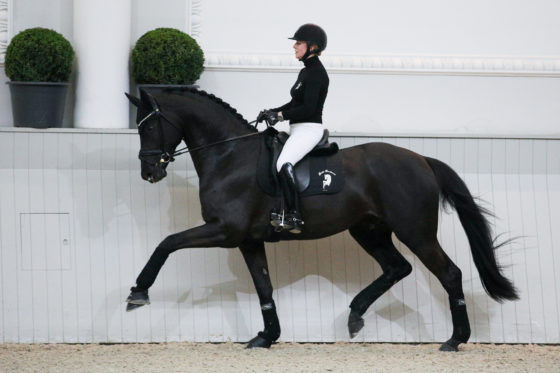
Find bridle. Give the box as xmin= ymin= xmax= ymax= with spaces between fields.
xmin=137 ymin=104 xmax=261 ymax=166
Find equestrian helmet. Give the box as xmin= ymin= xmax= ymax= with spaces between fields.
xmin=289 ymin=24 xmax=327 ymax=53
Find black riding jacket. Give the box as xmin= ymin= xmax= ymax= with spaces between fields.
xmin=272 ymin=56 xmax=329 ymax=124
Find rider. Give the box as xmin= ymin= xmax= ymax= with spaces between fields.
xmin=259 ymin=23 xmax=329 ymax=234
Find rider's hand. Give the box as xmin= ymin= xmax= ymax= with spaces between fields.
xmin=257 ymin=110 xmax=268 ymax=123
xmin=264 ymin=110 xmax=280 ymax=126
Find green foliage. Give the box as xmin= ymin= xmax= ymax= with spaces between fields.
xmin=131 ymin=28 xmax=204 ymax=84
xmin=5 ymin=28 xmax=74 ymax=82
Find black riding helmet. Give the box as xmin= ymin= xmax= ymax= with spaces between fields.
xmin=289 ymin=24 xmax=327 ymax=61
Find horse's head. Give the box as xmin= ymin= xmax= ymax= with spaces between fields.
xmin=126 ymin=89 xmax=183 ymax=183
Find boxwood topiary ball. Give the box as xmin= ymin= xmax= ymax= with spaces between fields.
xmin=132 ymin=28 xmax=205 ymax=85
xmin=5 ymin=27 xmax=75 ymax=82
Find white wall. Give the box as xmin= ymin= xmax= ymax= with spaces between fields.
xmin=195 ymin=0 xmax=560 ymax=136
xmin=0 ymin=129 xmax=559 ymax=343
xmin=1 ymin=1 xmax=559 ymax=134
xmin=198 ymin=71 xmax=560 ymax=136
xmin=198 ymin=0 xmax=560 ymax=56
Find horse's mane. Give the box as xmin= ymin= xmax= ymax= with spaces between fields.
xmin=163 ymin=86 xmax=257 ymax=132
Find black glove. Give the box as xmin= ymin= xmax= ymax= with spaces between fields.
xmin=264 ymin=110 xmax=280 ymax=126
xmin=257 ymin=110 xmax=268 ymax=123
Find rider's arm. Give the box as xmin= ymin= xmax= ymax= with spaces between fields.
xmin=270 ymin=101 xmax=292 ymax=113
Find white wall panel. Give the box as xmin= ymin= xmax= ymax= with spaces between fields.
xmin=0 ymin=129 xmax=559 ymax=344
xmin=200 ymin=0 xmax=560 ymax=57
xmin=194 ymin=0 xmax=560 ymax=137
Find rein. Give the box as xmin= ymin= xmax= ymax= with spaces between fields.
xmin=137 ymin=107 xmax=261 ymax=165
xmin=172 ymin=130 xmax=260 ymax=157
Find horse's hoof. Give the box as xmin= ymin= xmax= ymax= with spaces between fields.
xmin=246 ymin=333 xmax=273 ymax=349
xmin=126 ymin=302 xmax=146 ymax=312
xmin=125 ymin=289 xmax=150 ymax=312
xmin=439 ymin=339 xmax=460 ymax=352
xmin=348 ymin=311 xmax=364 ymax=339
xmin=126 ymin=290 xmax=149 ymax=304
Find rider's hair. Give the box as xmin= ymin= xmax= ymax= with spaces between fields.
xmin=309 ymin=44 xmax=321 ymax=56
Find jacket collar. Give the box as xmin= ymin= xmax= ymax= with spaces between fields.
xmin=303 ymin=55 xmax=320 ymax=68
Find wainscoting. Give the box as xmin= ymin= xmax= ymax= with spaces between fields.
xmin=0 ymin=129 xmax=558 ymax=343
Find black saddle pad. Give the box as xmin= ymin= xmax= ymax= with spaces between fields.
xmin=257 ymin=128 xmax=345 ymax=197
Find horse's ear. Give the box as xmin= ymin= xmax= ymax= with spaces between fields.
xmin=125 ymin=92 xmax=141 ymax=107
xmin=139 ymin=88 xmax=159 ymax=111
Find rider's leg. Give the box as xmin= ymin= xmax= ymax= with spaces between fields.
xmin=273 ymin=122 xmax=323 ymax=232
xmin=277 ymin=162 xmax=303 ymax=233
xmin=275 ymin=122 xmax=324 ymax=173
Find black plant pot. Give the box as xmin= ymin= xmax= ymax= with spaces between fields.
xmin=7 ymin=81 xmax=69 ymax=128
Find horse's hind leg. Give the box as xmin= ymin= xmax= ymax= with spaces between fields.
xmin=347 ymin=225 xmax=413 ymax=338
xmin=397 ymin=233 xmax=471 ymax=351
xmin=239 ymin=240 xmax=280 ymax=348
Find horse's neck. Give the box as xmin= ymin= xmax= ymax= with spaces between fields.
xmin=177 ymin=99 xmax=255 ymax=176
xmin=185 ymin=116 xmax=251 ymax=147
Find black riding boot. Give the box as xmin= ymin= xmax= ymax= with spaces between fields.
xmin=271 ymin=163 xmax=304 ymax=233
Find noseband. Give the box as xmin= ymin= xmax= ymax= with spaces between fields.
xmin=137 ymin=104 xmax=261 ymax=167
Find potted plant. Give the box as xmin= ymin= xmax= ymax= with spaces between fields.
xmin=131 ymin=27 xmax=204 ymax=94
xmin=4 ymin=27 xmax=74 ymax=128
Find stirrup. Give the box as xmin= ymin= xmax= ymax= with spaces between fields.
xmin=286 ymin=212 xmax=304 ymax=234
xmin=270 ymin=210 xmax=304 ymax=233
xmin=270 ymin=210 xmax=293 ymax=232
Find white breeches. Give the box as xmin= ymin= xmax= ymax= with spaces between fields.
xmin=276 ymin=122 xmax=324 ymax=172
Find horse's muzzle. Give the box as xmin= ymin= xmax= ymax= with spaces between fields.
xmin=141 ymin=166 xmax=167 ymax=183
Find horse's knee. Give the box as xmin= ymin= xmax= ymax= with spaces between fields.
xmin=158 ymin=234 xmax=180 ymax=252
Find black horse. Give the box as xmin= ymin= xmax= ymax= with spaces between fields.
xmin=125 ymin=88 xmax=518 ymax=351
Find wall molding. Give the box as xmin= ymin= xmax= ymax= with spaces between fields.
xmin=0 ymin=0 xmax=10 ymax=65
xmin=205 ymin=52 xmax=560 ymax=77
xmin=1 ymin=127 xmax=558 ymax=140
xmin=186 ymin=1 xmax=559 ymax=77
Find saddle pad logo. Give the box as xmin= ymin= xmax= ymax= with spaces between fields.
xmin=319 ymin=170 xmax=336 ymax=191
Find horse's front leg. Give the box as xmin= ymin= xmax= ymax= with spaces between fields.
xmin=126 ymin=222 xmax=231 ymax=311
xmin=239 ymin=240 xmax=281 ymax=348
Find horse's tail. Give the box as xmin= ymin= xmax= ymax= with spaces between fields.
xmin=424 ymin=157 xmax=519 ymax=302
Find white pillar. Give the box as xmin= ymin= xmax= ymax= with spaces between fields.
xmin=73 ymin=0 xmax=131 ymax=128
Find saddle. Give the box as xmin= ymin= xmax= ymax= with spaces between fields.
xmin=257 ymin=127 xmax=345 ymax=197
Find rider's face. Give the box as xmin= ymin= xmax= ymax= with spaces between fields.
xmin=293 ymin=40 xmax=307 ymax=59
